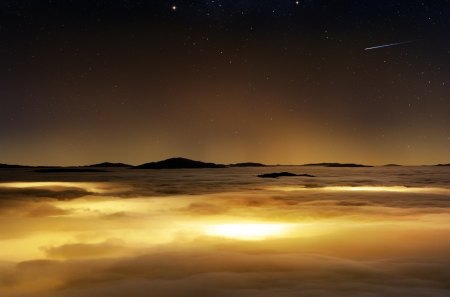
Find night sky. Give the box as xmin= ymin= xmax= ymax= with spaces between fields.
xmin=1 ymin=1 xmax=449 ymax=165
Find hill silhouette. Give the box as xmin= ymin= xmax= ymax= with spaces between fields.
xmin=258 ymin=172 xmax=316 ymax=178
xmin=5 ymin=160 xmax=450 ymax=169
xmin=229 ymin=162 xmax=266 ymax=167
xmin=303 ymin=163 xmax=373 ymax=168
xmin=35 ymin=168 xmax=109 ymax=173
xmin=133 ymin=157 xmax=226 ymax=169
xmin=0 ymin=163 xmax=31 ymax=168
xmin=85 ymin=162 xmax=131 ymax=168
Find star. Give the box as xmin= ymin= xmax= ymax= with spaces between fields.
xmin=171 ymin=5 xmax=177 ymax=11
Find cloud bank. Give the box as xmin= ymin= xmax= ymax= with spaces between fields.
xmin=0 ymin=167 xmax=450 ymax=296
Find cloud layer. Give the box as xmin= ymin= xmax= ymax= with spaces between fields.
xmin=1 ymin=166 xmax=450 ymax=296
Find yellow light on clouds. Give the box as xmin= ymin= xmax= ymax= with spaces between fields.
xmin=270 ymin=185 xmax=450 ymax=194
xmin=0 ymin=181 xmax=130 ymax=194
xmin=204 ymin=223 xmax=292 ymax=240
xmin=331 ymin=186 xmax=410 ymax=192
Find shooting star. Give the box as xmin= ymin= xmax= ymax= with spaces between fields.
xmin=365 ymin=40 xmax=415 ymax=51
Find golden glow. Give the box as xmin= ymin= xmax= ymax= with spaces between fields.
xmin=327 ymin=186 xmax=450 ymax=194
xmin=204 ymin=223 xmax=292 ymax=240
xmin=2 ymin=181 xmax=450 ymax=297
xmin=270 ymin=185 xmax=450 ymax=194
xmin=329 ymin=186 xmax=411 ymax=192
xmin=2 ymin=186 xmax=449 ymax=262
xmin=0 ymin=182 xmax=130 ymax=194
xmin=0 ymin=182 xmax=97 ymax=188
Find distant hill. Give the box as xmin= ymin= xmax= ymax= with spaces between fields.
xmin=0 ymin=163 xmax=31 ymax=168
xmin=85 ymin=162 xmax=131 ymax=168
xmin=133 ymin=157 xmax=227 ymax=169
xmin=35 ymin=168 xmax=109 ymax=173
xmin=384 ymin=164 xmax=402 ymax=167
xmin=436 ymin=163 xmax=450 ymax=166
xmin=229 ymin=162 xmax=267 ymax=167
xmin=258 ymin=172 xmax=316 ymax=178
xmin=303 ymin=163 xmax=373 ymax=168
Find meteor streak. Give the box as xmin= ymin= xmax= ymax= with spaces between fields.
xmin=365 ymin=40 xmax=415 ymax=51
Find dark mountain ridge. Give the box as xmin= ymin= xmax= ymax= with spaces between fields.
xmin=133 ymin=157 xmax=227 ymax=169
xmin=303 ymin=163 xmax=373 ymax=168
xmin=85 ymin=162 xmax=131 ymax=168
xmin=229 ymin=162 xmax=267 ymax=167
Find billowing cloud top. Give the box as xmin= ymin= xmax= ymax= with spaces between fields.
xmin=0 ymin=166 xmax=450 ymax=296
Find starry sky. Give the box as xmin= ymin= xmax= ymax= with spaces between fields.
xmin=1 ymin=0 xmax=449 ymax=166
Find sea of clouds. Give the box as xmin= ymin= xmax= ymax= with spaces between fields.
xmin=0 ymin=166 xmax=449 ymax=296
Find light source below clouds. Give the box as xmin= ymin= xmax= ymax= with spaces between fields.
xmin=204 ymin=223 xmax=292 ymax=240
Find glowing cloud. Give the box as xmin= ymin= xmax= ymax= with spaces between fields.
xmin=204 ymin=223 xmax=292 ymax=240
xmin=0 ymin=182 xmax=130 ymax=194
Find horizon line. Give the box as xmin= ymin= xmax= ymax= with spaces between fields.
xmin=1 ymin=157 xmax=449 ymax=168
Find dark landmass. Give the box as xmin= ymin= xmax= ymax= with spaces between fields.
xmin=258 ymin=172 xmax=316 ymax=179
xmin=133 ymin=157 xmax=227 ymax=169
xmin=303 ymin=163 xmax=373 ymax=168
xmin=229 ymin=162 xmax=267 ymax=167
xmin=35 ymin=168 xmax=109 ymax=173
xmin=85 ymin=162 xmax=131 ymax=168
xmin=0 ymin=163 xmax=31 ymax=168
xmin=4 ymin=159 xmax=448 ymax=170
